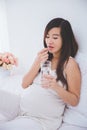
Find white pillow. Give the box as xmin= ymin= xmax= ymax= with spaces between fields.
xmin=63 ymin=51 xmax=87 ymax=127
xmin=0 ymin=113 xmax=7 ymax=124
xmin=0 ymin=89 xmax=20 ymax=121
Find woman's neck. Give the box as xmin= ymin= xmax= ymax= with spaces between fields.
xmin=51 ymin=58 xmax=58 ymax=70
xmin=53 ymin=52 xmax=60 ymax=59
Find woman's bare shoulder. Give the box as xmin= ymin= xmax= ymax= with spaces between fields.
xmin=65 ymin=56 xmax=80 ymax=73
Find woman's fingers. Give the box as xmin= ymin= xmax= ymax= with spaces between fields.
xmin=41 ymin=74 xmax=57 ymax=89
xmin=39 ymin=48 xmax=48 ymax=53
xmin=41 ymin=80 xmax=49 ymax=88
xmin=37 ymin=48 xmax=48 ymax=63
xmin=43 ymin=74 xmax=54 ymax=80
xmin=38 ymin=48 xmax=48 ymax=56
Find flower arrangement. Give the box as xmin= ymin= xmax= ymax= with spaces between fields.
xmin=0 ymin=52 xmax=18 ymax=70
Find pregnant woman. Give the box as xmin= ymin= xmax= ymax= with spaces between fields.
xmin=0 ymin=18 xmax=81 ymax=130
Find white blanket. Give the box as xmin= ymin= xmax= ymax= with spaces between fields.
xmin=0 ymin=117 xmax=42 ymax=130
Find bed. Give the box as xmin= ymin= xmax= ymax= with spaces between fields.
xmin=0 ymin=52 xmax=87 ymax=130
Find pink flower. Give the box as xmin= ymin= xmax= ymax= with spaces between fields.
xmin=0 ymin=52 xmax=18 ymax=70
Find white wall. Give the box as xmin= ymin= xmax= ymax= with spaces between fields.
xmin=5 ymin=0 xmax=87 ymax=71
xmin=0 ymin=0 xmax=10 ymax=52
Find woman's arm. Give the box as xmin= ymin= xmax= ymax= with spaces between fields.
xmin=55 ymin=58 xmax=81 ymax=106
xmin=22 ymin=60 xmax=41 ymax=88
xmin=22 ymin=48 xmax=48 ymax=88
xmin=43 ymin=57 xmax=81 ymax=106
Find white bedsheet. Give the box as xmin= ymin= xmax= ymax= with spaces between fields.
xmin=59 ymin=123 xmax=87 ymax=130
xmin=0 ymin=117 xmax=43 ymax=130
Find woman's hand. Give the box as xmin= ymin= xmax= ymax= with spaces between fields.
xmin=35 ymin=48 xmax=48 ymax=64
xmin=41 ymin=74 xmax=58 ymax=90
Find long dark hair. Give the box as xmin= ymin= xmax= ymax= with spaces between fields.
xmin=43 ymin=18 xmax=78 ymax=88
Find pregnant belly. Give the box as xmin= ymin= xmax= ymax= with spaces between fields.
xmin=20 ymin=84 xmax=65 ymax=118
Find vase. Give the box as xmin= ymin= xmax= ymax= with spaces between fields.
xmin=0 ymin=67 xmax=11 ymax=80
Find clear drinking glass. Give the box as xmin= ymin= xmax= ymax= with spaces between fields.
xmin=41 ymin=60 xmax=51 ymax=75
xmin=40 ymin=60 xmax=51 ymax=87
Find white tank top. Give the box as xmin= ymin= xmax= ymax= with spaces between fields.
xmin=20 ymin=70 xmax=66 ymax=130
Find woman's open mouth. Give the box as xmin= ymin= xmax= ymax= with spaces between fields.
xmin=48 ymin=46 xmax=54 ymax=50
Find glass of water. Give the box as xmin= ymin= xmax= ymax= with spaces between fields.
xmin=41 ymin=60 xmax=51 ymax=75
xmin=40 ymin=60 xmax=51 ymax=87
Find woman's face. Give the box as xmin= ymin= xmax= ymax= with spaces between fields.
xmin=45 ymin=27 xmax=62 ymax=56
